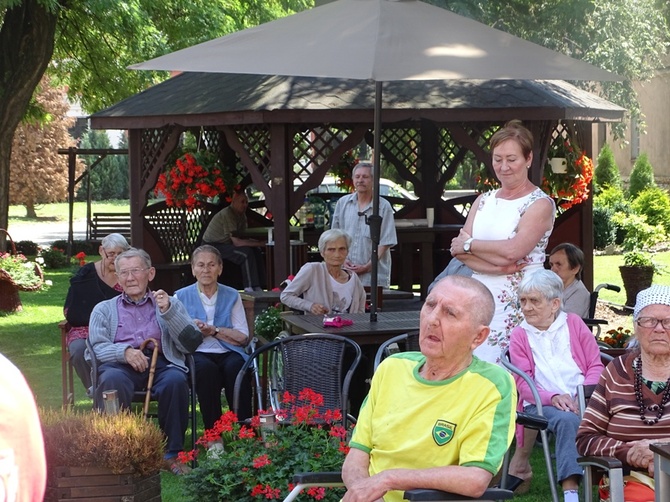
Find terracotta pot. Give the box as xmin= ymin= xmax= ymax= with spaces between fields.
xmin=619 ymin=265 xmax=654 ymax=308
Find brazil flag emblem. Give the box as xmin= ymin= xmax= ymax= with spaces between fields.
xmin=432 ymin=419 xmax=456 ymax=446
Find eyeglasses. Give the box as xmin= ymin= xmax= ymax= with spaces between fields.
xmin=636 ymin=317 xmax=670 ymax=329
xmin=116 ymin=268 xmax=148 ymax=279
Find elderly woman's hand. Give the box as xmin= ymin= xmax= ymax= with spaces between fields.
xmin=310 ymin=303 xmax=330 ymax=315
xmin=550 ymin=393 xmax=579 ymax=414
xmin=626 ymin=440 xmax=655 ymax=472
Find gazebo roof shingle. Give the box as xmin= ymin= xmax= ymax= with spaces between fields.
xmin=90 ymin=72 xmax=624 ymax=129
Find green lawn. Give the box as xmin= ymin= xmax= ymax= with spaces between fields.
xmin=8 ymin=200 xmax=130 ymax=224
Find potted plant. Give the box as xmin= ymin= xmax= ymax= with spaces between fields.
xmin=254 ymin=305 xmax=285 ymax=344
xmin=619 ymin=251 xmax=655 ymax=308
xmin=179 ymin=389 xmax=349 ymax=501
xmin=600 ymin=326 xmax=633 ymax=357
xmin=0 ymin=230 xmax=46 ymax=312
xmin=41 ymin=409 xmax=164 ymax=501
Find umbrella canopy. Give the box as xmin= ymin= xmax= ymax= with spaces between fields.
xmin=131 ymin=0 xmax=622 ymax=319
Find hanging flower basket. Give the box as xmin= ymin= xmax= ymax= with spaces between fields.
xmin=0 ymin=229 xmax=44 ymax=312
xmin=154 ymin=151 xmax=239 ymax=211
xmin=541 ymin=135 xmax=594 ymax=212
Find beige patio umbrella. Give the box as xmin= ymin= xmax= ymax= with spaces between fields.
xmin=131 ymin=0 xmax=622 ymax=319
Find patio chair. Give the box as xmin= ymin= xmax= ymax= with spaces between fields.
xmin=577 ymin=351 xmax=625 ymax=502
xmin=500 ymin=347 xmax=560 ymax=502
xmin=58 ymin=320 xmax=75 ymax=408
xmin=232 ymin=333 xmax=362 ymax=428
xmin=501 ymin=349 xmax=616 ymax=502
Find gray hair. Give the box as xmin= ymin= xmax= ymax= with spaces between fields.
xmin=517 ymin=269 xmax=564 ymax=305
xmin=192 ymin=245 xmax=222 ymax=266
xmin=633 ymin=285 xmax=670 ymax=320
xmin=318 ymin=228 xmax=352 ymax=254
xmin=352 ymin=161 xmax=373 ymax=176
xmin=101 ymin=233 xmax=130 ymax=252
xmin=431 ymin=275 xmax=495 ymax=327
xmin=115 ymin=247 xmax=152 ymax=270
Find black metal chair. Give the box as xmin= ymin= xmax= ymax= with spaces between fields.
xmin=232 ymin=333 xmax=362 ymax=429
xmin=86 ymin=338 xmax=198 ymax=453
xmin=373 ymin=331 xmax=420 ymax=371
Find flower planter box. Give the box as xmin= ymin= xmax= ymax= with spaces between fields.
xmin=46 ymin=466 xmax=160 ymax=502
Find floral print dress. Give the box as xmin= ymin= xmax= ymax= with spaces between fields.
xmin=470 ymin=188 xmax=554 ymax=364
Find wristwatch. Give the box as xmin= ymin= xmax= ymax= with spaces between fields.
xmin=214 ymin=327 xmax=220 ymax=336
xmin=463 ymin=238 xmax=474 ymax=254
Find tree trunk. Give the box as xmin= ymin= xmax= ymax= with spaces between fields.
xmin=0 ymin=0 xmax=58 ymax=250
xmin=25 ymin=202 xmax=37 ymax=219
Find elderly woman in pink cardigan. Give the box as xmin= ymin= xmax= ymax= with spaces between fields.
xmin=507 ymin=269 xmax=604 ymax=502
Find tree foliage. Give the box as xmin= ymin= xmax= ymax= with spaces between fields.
xmin=437 ymin=0 xmax=670 ymax=140
xmin=9 ymin=76 xmax=83 ymax=217
xmin=75 ymin=130 xmax=129 ymax=201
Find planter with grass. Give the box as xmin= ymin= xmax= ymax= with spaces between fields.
xmin=619 ymin=251 xmax=655 ymax=308
xmin=41 ymin=409 xmax=164 ymax=501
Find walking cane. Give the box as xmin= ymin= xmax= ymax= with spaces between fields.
xmin=139 ymin=338 xmax=160 ymax=419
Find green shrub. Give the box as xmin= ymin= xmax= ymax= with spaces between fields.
xmin=594 ymin=186 xmax=630 ymax=244
xmin=593 ymin=206 xmax=617 ymax=249
xmin=593 ymin=143 xmax=621 ymax=193
xmin=39 ymin=246 xmax=70 ymax=269
xmin=51 ymin=239 xmax=100 ymax=256
xmin=15 ymin=240 xmax=39 ymax=256
xmin=612 ymin=212 xmax=666 ymax=251
xmin=631 ymin=186 xmax=670 ymax=234
xmin=628 ymin=153 xmax=656 ymax=199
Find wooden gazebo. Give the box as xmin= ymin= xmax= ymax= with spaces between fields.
xmin=90 ymin=72 xmax=624 ymax=294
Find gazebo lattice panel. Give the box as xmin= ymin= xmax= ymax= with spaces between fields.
xmin=145 ymin=204 xmax=213 ymax=262
xmin=233 ymin=125 xmax=272 ymax=178
xmin=141 ymin=126 xmax=176 ymax=188
xmin=291 ymin=125 xmax=356 ymax=183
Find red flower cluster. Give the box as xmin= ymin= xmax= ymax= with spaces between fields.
xmin=154 ymin=152 xmax=228 ymax=211
xmin=75 ymin=251 xmax=86 ymax=267
xmin=181 ymin=389 xmax=350 ymax=501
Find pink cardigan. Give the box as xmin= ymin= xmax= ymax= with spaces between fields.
xmin=509 ymin=312 xmax=604 ymax=445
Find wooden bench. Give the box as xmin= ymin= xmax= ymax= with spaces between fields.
xmin=89 ymin=212 xmax=132 ymax=242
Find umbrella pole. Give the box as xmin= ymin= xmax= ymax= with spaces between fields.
xmin=369 ymin=81 xmax=383 ymax=322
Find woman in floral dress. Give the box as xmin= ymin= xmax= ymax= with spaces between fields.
xmin=451 ymin=120 xmax=555 ymax=364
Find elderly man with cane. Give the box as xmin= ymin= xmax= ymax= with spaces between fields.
xmin=88 ymin=248 xmax=203 ymax=475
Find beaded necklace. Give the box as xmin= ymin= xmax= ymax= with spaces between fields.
xmin=633 ymin=355 xmax=670 ymax=425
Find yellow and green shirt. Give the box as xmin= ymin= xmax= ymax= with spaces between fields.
xmin=350 ymin=352 xmax=516 ymax=502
